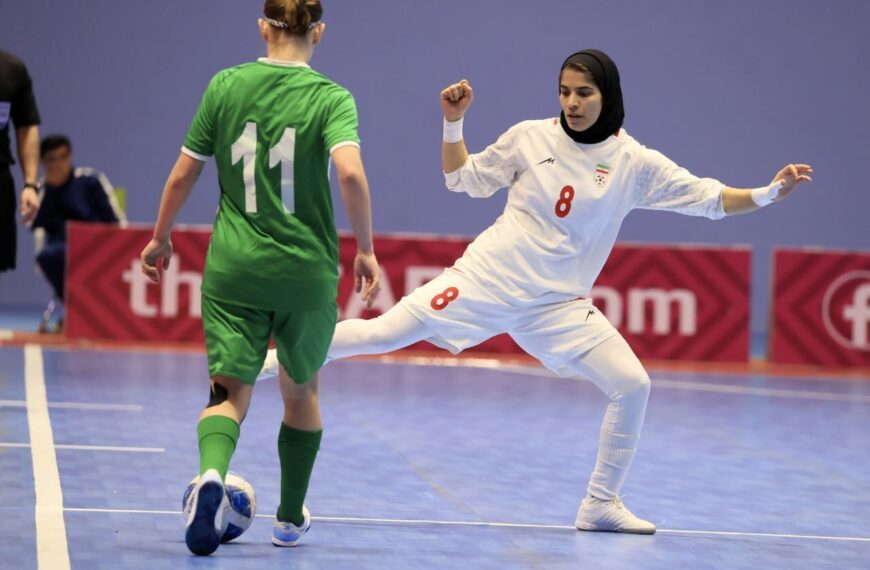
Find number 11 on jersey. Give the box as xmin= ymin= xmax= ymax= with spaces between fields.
xmin=231 ymin=121 xmax=296 ymax=214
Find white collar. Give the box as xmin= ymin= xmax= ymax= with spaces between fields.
xmin=257 ymin=57 xmax=310 ymax=69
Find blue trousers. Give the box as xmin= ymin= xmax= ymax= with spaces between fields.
xmin=36 ymin=241 xmax=65 ymax=300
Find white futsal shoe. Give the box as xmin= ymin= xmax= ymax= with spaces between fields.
xmin=574 ymin=495 xmax=656 ymax=534
xmin=257 ymin=349 xmax=280 ymax=381
xmin=272 ymin=505 xmax=312 ymax=547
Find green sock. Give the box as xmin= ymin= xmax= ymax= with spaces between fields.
xmin=197 ymin=415 xmax=240 ymax=481
xmin=277 ymin=423 xmax=322 ymax=525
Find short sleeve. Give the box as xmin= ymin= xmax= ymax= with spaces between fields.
xmin=323 ymin=90 xmax=360 ymax=154
xmin=182 ymin=73 xmax=222 ymax=160
xmin=632 ymin=147 xmax=725 ymax=220
xmin=10 ymin=60 xmax=40 ymax=127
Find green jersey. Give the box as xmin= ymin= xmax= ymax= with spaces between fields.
xmin=183 ymin=58 xmax=360 ymax=311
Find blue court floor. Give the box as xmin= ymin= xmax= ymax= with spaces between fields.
xmin=1 ymin=346 xmax=869 ymax=569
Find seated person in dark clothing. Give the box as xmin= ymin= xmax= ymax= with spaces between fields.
xmin=30 ymin=135 xmax=125 ymax=328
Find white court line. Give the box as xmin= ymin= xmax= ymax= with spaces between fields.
xmin=495 ymin=364 xmax=870 ymax=404
xmin=62 ymin=507 xmax=870 ymax=543
xmin=650 ymin=378 xmax=870 ymax=403
xmin=366 ymin=357 xmax=870 ymax=404
xmin=67 ymin=507 xmax=182 ymax=516
xmin=25 ymin=344 xmax=71 ymax=570
xmin=0 ymin=443 xmax=164 ymax=453
xmin=0 ymin=399 xmax=143 ymax=412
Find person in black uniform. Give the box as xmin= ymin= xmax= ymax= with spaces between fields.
xmin=0 ymin=49 xmax=41 ymax=272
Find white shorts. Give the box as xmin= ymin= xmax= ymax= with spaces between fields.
xmin=399 ymin=268 xmax=619 ymax=376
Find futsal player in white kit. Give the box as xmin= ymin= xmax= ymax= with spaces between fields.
xmin=261 ymin=49 xmax=813 ymax=534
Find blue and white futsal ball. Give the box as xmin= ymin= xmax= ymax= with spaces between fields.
xmin=182 ymin=471 xmax=257 ymax=542
xmin=221 ymin=472 xmax=257 ymax=541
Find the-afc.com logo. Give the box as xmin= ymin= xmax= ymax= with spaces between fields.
xmin=822 ymin=270 xmax=870 ymax=352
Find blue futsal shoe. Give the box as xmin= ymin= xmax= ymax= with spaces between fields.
xmin=272 ymin=505 xmax=311 ymax=547
xmin=184 ymin=469 xmax=227 ymax=555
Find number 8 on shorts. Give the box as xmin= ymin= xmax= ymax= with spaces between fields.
xmin=430 ymin=287 xmax=459 ymax=311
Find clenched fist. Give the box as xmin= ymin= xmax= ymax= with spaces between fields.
xmin=441 ymin=79 xmax=474 ymax=122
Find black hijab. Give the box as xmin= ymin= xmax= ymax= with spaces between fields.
xmin=559 ymin=49 xmax=624 ymax=144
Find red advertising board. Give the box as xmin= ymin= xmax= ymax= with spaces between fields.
xmin=66 ymin=223 xmax=211 ymax=342
xmin=67 ymin=223 xmax=750 ymax=362
xmin=594 ymin=243 xmax=750 ymax=362
xmin=770 ymin=248 xmax=870 ymax=367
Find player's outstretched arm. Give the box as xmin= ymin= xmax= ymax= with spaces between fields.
xmin=332 ymin=145 xmax=381 ymax=308
xmin=441 ymin=79 xmax=473 ymax=174
xmin=140 ymin=153 xmax=204 ymax=283
xmin=722 ymin=163 xmax=813 ymax=215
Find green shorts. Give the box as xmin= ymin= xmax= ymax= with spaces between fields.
xmin=201 ymin=293 xmax=337 ymax=385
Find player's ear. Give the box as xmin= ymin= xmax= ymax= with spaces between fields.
xmin=312 ymin=22 xmax=325 ymax=45
xmin=257 ymin=18 xmax=270 ymax=43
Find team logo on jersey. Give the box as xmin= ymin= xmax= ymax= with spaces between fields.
xmin=594 ymin=164 xmax=611 ymax=187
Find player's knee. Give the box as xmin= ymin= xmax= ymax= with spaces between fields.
xmin=282 ymin=389 xmax=318 ymax=417
xmin=617 ymin=367 xmax=650 ymax=402
xmin=625 ymin=368 xmax=650 ymax=400
xmin=281 ymin=374 xmax=318 ymax=403
xmin=358 ymin=317 xmax=387 ymax=343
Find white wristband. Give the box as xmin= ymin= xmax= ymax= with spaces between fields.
xmin=750 ymin=181 xmax=783 ymax=207
xmin=443 ymin=117 xmax=464 ymax=143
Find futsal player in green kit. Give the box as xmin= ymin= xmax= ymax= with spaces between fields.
xmin=140 ymin=0 xmax=380 ymax=556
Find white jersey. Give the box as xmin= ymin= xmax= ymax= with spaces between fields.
xmin=445 ymin=118 xmax=725 ymax=306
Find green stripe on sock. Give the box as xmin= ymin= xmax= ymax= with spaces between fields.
xmin=277 ymin=423 xmax=322 ymax=525
xmin=197 ymin=415 xmax=240 ymax=481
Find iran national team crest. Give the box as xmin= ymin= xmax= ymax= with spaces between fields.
xmin=594 ymin=163 xmax=610 ymax=187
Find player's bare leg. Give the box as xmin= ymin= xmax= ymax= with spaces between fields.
xmin=279 ymin=368 xmax=321 ymax=430
xmin=187 ymin=376 xmax=252 ymax=555
xmin=201 ymin=375 xmax=253 ymax=424
xmin=273 ymin=368 xmax=321 ymax=546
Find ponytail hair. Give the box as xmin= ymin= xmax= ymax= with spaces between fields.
xmin=263 ymin=0 xmax=323 ymax=36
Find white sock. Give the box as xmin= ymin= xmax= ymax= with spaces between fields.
xmin=587 ymin=427 xmax=641 ymax=500
xmin=561 ymin=335 xmax=651 ymax=500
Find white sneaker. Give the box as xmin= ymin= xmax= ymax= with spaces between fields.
xmin=257 ymin=349 xmax=281 ymax=382
xmin=272 ymin=505 xmax=312 ymax=547
xmin=184 ymin=469 xmax=228 ymax=555
xmin=574 ymin=495 xmax=656 ymax=534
